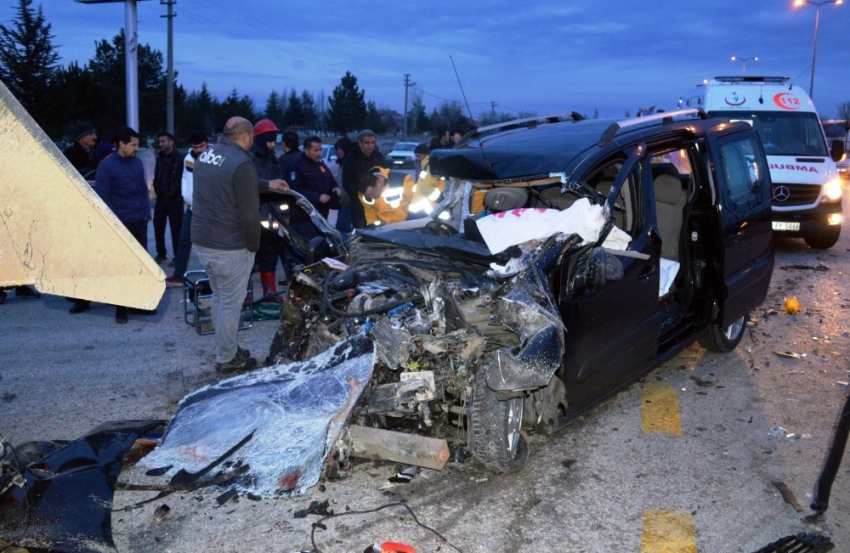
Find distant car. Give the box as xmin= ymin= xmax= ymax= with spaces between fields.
xmin=321 ymin=143 xmax=340 ymax=180
xmin=387 ymin=141 xmax=418 ymax=169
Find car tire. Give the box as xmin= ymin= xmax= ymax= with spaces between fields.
xmin=804 ymin=227 xmax=841 ymax=249
xmin=467 ymin=367 xmax=529 ymax=473
xmin=699 ymin=314 xmax=747 ymax=353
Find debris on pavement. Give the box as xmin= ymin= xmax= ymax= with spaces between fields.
xmin=752 ymin=532 xmax=834 ymax=553
xmin=0 ymin=420 xmax=164 ymax=552
xmin=771 ymin=480 xmax=805 ymax=512
xmin=781 ymin=264 xmax=830 ymax=272
xmin=773 ymin=351 xmax=805 ymax=359
xmin=294 ymin=499 xmax=333 ymax=518
xmin=769 ymin=427 xmax=789 ymax=438
xmin=141 ymin=334 xmax=375 ymax=497
xmin=387 ymin=465 xmax=418 ymax=483
xmin=215 ymin=488 xmax=239 ymax=506
xmin=152 ymin=504 xmax=171 ymax=522
xmin=784 ymin=297 xmax=802 ymax=315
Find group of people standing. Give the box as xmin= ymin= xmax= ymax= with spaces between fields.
xmin=33 ymin=116 xmax=469 ymax=374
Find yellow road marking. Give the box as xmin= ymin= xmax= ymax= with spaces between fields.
xmin=641 ymin=509 xmax=698 ymax=553
xmin=642 ymin=382 xmax=682 ymax=436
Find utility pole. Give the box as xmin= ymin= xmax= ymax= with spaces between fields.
xmin=161 ymin=0 xmax=176 ymax=136
xmin=403 ymin=74 xmax=415 ymax=139
xmin=491 ymin=101 xmax=497 ymax=123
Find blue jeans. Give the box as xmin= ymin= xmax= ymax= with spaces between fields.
xmin=194 ymin=246 xmax=255 ymax=363
xmin=172 ymin=207 xmax=192 ymax=278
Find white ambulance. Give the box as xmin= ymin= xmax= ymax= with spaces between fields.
xmin=680 ymin=76 xmax=844 ymax=248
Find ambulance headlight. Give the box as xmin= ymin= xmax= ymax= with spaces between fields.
xmin=823 ymin=178 xmax=842 ymax=202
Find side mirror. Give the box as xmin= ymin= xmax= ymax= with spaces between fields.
xmin=573 ymin=247 xmax=625 ymax=293
xmin=830 ymin=139 xmax=845 ymax=162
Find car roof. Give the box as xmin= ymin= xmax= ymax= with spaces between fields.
xmin=429 ymin=109 xmax=733 ymax=182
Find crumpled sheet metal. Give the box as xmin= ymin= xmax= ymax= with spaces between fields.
xmin=484 ymin=270 xmax=565 ymax=392
xmin=142 ymin=334 xmax=375 ymax=497
xmin=0 ymin=420 xmax=164 ymax=553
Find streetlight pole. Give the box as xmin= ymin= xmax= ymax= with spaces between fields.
xmin=794 ymin=0 xmax=844 ymax=99
xmin=161 ymin=0 xmax=176 ymax=136
xmin=731 ymin=56 xmax=758 ymax=76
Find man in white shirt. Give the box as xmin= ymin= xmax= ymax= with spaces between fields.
xmin=165 ymin=131 xmax=209 ymax=287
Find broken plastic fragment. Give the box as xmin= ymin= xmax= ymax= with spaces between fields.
xmin=773 ymin=351 xmax=803 ymax=359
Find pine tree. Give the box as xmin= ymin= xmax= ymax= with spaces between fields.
xmin=264 ymin=90 xmax=284 ymax=128
xmin=301 ymin=90 xmax=318 ymax=131
xmin=327 ymin=71 xmax=366 ymax=135
xmin=284 ymin=88 xmax=304 ymax=128
xmin=0 ymin=0 xmax=59 ymax=129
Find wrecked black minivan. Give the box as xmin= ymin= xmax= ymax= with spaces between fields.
xmin=268 ymin=108 xmax=775 ymax=474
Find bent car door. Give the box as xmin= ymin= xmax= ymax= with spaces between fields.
xmin=557 ymin=145 xmax=663 ymax=416
xmin=709 ymin=130 xmax=774 ymax=326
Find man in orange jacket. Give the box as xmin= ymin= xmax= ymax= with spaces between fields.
xmin=357 ymin=167 xmax=416 ymax=226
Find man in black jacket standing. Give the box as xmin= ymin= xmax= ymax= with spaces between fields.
xmin=341 ymin=130 xmax=389 ymax=229
xmin=290 ymin=135 xmax=341 ymax=239
xmin=62 ymin=121 xmax=97 ymax=180
xmin=153 ymin=132 xmax=184 ymax=263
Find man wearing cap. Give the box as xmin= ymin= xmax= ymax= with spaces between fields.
xmin=290 ymin=135 xmax=342 ymax=238
xmin=342 ymin=130 xmax=389 ymax=228
xmin=63 ymin=121 xmax=97 ymax=180
xmin=357 ymin=167 xmax=414 ymax=226
xmin=152 ymin=132 xmax=184 ymax=263
xmin=192 ymin=117 xmax=288 ymax=373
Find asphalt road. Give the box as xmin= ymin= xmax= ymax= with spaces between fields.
xmin=1 ymin=189 xmax=849 ymax=553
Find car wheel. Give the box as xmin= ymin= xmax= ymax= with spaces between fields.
xmin=804 ymin=227 xmax=841 ymax=249
xmin=699 ymin=314 xmax=746 ymax=353
xmin=467 ymin=367 xmax=529 ymax=473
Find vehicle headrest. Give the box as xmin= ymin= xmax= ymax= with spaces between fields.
xmin=651 ymin=162 xmax=680 ymax=180
xmin=654 ymin=174 xmax=684 ymax=205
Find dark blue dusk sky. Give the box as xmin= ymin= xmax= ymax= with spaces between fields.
xmin=4 ymin=1 xmax=849 ymax=121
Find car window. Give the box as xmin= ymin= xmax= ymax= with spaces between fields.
xmin=718 ymin=136 xmax=766 ymax=211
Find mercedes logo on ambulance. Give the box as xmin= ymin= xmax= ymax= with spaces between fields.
xmin=773 ymin=186 xmax=791 ymax=202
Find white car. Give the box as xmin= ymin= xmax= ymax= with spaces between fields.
xmin=387 ymin=141 xmax=418 ymax=169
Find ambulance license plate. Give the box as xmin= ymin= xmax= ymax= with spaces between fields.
xmin=772 ymin=221 xmax=800 ymax=231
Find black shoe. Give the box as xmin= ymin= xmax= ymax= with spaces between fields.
xmin=15 ymin=286 xmax=40 ymax=298
xmin=236 ymin=346 xmax=251 ymax=360
xmin=115 ymin=306 xmax=128 ymax=324
xmin=154 ymin=255 xmax=168 ymax=263
xmin=129 ymin=308 xmax=157 ymax=315
xmin=69 ymin=300 xmax=91 ymax=314
xmin=216 ymin=355 xmax=257 ymax=374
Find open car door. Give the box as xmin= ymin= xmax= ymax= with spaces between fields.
xmin=556 ymin=144 xmax=663 ymax=418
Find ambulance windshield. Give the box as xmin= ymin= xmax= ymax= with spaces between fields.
xmin=709 ymin=111 xmax=828 ymax=157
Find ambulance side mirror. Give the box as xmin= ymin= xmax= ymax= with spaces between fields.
xmin=830 ymin=139 xmax=845 ymax=162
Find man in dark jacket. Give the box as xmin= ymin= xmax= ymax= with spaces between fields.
xmin=152 ymin=132 xmax=184 ymax=263
xmin=192 ymin=117 xmax=287 ymax=373
xmin=341 ymin=130 xmax=389 ymax=229
xmin=63 ymin=121 xmax=97 ymax=179
xmin=290 ymin=136 xmax=341 ymax=239
xmin=278 ymin=131 xmax=301 ymax=183
xmin=93 ymin=126 xmax=153 ymax=324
